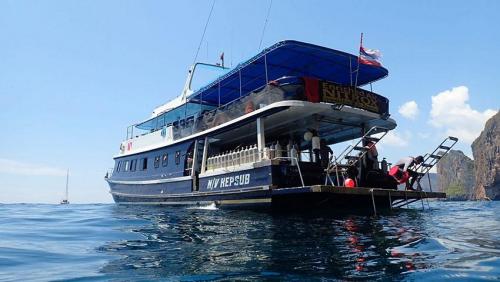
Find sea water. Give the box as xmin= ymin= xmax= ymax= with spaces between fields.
xmin=0 ymin=201 xmax=499 ymax=281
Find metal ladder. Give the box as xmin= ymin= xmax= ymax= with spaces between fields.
xmin=325 ymin=126 xmax=389 ymax=186
xmin=413 ymin=136 xmax=458 ymax=191
xmin=390 ymin=136 xmax=458 ymax=210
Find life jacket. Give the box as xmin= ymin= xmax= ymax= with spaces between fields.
xmin=389 ymin=166 xmax=410 ymax=184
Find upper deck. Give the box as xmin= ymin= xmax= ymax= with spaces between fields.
xmin=118 ymin=40 xmax=393 ymax=157
xmin=186 ymin=40 xmax=388 ymax=106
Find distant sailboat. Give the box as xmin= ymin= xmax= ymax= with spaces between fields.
xmin=60 ymin=169 xmax=69 ymax=205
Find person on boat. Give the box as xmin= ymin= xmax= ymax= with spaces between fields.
xmin=319 ymin=139 xmax=333 ymax=169
xmin=312 ymin=131 xmax=321 ymax=163
xmin=185 ymin=152 xmax=194 ymax=175
xmin=364 ymin=140 xmax=379 ymax=170
xmin=391 ymin=155 xmax=424 ymax=190
xmin=244 ymin=99 xmax=255 ymax=114
xmin=358 ymin=140 xmax=379 ymax=187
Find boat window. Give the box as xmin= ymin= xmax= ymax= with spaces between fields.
xmin=162 ymin=153 xmax=168 ymax=167
xmin=116 ymin=161 xmax=121 ymax=172
xmin=175 ymin=151 xmax=181 ymax=165
xmin=130 ymin=159 xmax=136 ymax=171
xmin=142 ymin=158 xmax=148 ymax=170
xmin=154 ymin=156 xmax=160 ymax=168
xmin=124 ymin=160 xmax=129 ymax=171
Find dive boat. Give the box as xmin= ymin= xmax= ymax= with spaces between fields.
xmin=105 ymin=40 xmax=444 ymax=210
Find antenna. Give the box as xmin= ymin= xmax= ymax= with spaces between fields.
xmin=192 ymin=0 xmax=216 ymax=66
xmin=258 ymin=0 xmax=273 ymax=50
xmin=230 ymin=26 xmax=233 ymax=67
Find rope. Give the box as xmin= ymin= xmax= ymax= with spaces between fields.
xmin=192 ymin=0 xmax=216 ymax=66
xmin=258 ymin=0 xmax=273 ymax=50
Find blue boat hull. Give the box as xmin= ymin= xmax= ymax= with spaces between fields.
xmin=107 ymin=162 xmax=326 ymax=208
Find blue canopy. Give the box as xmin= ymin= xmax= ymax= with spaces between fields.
xmin=188 ymin=40 xmax=388 ymax=105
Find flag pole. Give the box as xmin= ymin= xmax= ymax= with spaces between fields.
xmin=354 ymin=32 xmax=363 ymax=88
xmin=220 ymin=52 xmax=225 ymax=68
xmin=349 ymin=57 xmax=352 ymax=86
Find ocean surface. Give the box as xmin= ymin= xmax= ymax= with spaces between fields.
xmin=0 ymin=201 xmax=499 ymax=281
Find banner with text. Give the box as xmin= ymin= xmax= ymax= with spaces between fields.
xmin=305 ymin=78 xmax=389 ymax=115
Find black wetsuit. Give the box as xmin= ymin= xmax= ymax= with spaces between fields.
xmin=394 ymin=157 xmax=419 ymax=189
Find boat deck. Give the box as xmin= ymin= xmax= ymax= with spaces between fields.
xmin=268 ymin=185 xmax=445 ymax=213
xmin=273 ymin=185 xmax=445 ymax=199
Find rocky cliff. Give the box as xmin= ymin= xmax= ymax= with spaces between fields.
xmin=418 ymin=172 xmax=440 ymax=192
xmin=472 ymin=111 xmax=500 ymax=200
xmin=437 ymin=150 xmax=475 ymax=200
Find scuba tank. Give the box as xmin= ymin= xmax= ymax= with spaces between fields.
xmin=275 ymin=142 xmax=282 ymax=158
xmin=243 ymin=146 xmax=249 ymax=163
xmin=269 ymin=143 xmax=276 ymax=159
xmin=263 ymin=146 xmax=269 ymax=160
xmin=290 ymin=144 xmax=298 ymax=166
xmin=252 ymin=144 xmax=259 ymax=162
xmin=381 ymin=158 xmax=388 ymax=174
xmin=286 ymin=141 xmax=292 ymax=158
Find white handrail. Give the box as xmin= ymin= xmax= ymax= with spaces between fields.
xmin=105 ymin=168 xmax=114 ymax=178
xmin=205 ymin=148 xmax=305 ymax=188
xmin=272 ymin=157 xmax=305 ymax=187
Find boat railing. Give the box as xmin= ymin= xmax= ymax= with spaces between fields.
xmin=125 ymin=79 xmax=281 ymax=141
xmin=126 ymin=73 xmax=391 ymax=146
xmin=205 ymin=146 xmax=305 ymax=187
xmin=122 ymin=76 xmax=391 ymax=155
xmin=174 ymin=84 xmax=297 ymax=141
xmin=104 ymin=168 xmax=114 ymax=179
xmin=334 ymin=144 xmax=353 ymax=166
xmin=194 ymin=69 xmax=288 ymax=117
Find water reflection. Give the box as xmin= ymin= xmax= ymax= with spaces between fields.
xmin=98 ymin=206 xmax=436 ymax=280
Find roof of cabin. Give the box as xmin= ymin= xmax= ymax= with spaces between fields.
xmin=187 ymin=40 xmax=388 ymax=105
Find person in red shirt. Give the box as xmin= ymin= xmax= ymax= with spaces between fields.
xmin=390 ymin=156 xmax=424 ymax=190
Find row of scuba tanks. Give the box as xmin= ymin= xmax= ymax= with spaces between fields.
xmin=206 ymin=141 xmax=300 ymax=171
xmin=206 ymin=144 xmax=260 ymax=170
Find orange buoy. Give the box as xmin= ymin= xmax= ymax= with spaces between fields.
xmin=344 ymin=178 xmax=356 ymax=188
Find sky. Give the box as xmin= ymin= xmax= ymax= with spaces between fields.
xmin=1 ymin=0 xmax=499 ymax=203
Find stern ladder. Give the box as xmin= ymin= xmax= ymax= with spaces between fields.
xmin=413 ymin=136 xmax=458 ymax=192
xmin=325 ymin=126 xmax=389 ymax=186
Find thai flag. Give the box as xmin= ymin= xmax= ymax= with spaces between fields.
xmin=359 ymin=46 xmax=382 ymax=67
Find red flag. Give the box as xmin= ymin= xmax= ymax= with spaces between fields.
xmin=358 ymin=33 xmax=382 ymax=66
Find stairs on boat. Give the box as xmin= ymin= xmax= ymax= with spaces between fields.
xmin=413 ymin=136 xmax=458 ymax=192
xmin=325 ymin=126 xmax=389 ymax=186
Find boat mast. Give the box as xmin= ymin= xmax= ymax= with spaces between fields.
xmin=65 ymin=169 xmax=69 ymax=202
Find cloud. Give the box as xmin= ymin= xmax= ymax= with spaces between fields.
xmin=417 ymin=132 xmax=431 ymax=139
xmin=398 ymin=100 xmax=419 ymax=120
xmin=429 ymin=86 xmax=497 ymax=144
xmin=375 ymin=130 xmax=410 ymax=147
xmin=0 ymin=158 xmax=67 ymax=177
